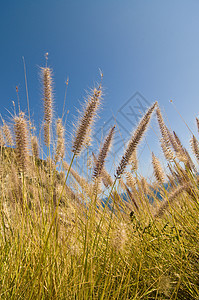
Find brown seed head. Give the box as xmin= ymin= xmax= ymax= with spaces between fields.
xmin=93 ymin=125 xmax=115 ymax=179
xmin=41 ymin=67 xmax=53 ymax=146
xmin=42 ymin=67 xmax=53 ymax=124
xmin=152 ymin=152 xmax=165 ymax=184
xmin=115 ymin=102 xmax=157 ymax=178
xmin=190 ymin=135 xmax=199 ymax=162
xmin=14 ymin=113 xmax=29 ymax=172
xmin=92 ymin=152 xmax=113 ymax=188
xmin=72 ymin=85 xmax=102 ymax=155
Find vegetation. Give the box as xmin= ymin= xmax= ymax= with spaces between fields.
xmin=0 ymin=57 xmax=199 ymax=299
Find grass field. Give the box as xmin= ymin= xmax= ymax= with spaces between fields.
xmin=0 ymin=60 xmax=199 ymax=299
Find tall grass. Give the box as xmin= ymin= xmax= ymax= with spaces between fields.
xmin=0 ymin=58 xmax=199 ymax=299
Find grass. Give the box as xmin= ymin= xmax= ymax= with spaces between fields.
xmin=0 ymin=57 xmax=199 ymax=299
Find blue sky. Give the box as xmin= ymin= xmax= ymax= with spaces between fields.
xmin=1 ymin=0 xmax=199 ymax=177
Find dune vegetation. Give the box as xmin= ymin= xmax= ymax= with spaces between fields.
xmin=0 ymin=57 xmax=199 ymax=299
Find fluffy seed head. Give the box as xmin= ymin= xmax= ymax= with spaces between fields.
xmin=190 ymin=135 xmax=199 ymax=162
xmin=72 ymin=84 xmax=102 ymax=155
xmin=14 ymin=112 xmax=29 ymax=171
xmin=44 ymin=122 xmax=50 ymax=147
xmin=156 ymin=107 xmax=170 ymax=145
xmin=166 ymin=129 xmax=179 ymax=153
xmin=140 ymin=176 xmax=149 ymax=194
xmin=55 ymin=118 xmax=65 ymax=162
xmin=31 ymin=136 xmax=39 ymax=159
xmin=160 ymin=138 xmax=174 ymax=161
xmin=42 ymin=67 xmax=53 ymax=124
xmin=93 ymin=125 xmax=115 ymax=179
xmin=115 ymin=102 xmax=157 ymax=178
xmin=3 ymin=122 xmax=13 ymax=146
xmin=152 ymin=152 xmax=165 ymax=184
xmin=172 ymin=132 xmax=195 ymax=170
xmin=156 ymin=107 xmax=174 ymax=160
xmin=41 ymin=66 xmax=53 ymax=146
xmin=92 ymin=152 xmax=113 ymax=188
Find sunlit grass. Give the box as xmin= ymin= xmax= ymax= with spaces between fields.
xmin=0 ymin=58 xmax=198 ymax=299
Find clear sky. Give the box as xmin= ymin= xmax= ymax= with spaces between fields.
xmin=1 ymin=0 xmax=199 ymax=177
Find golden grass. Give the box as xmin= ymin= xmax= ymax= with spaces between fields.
xmin=0 ymin=58 xmax=198 ymax=299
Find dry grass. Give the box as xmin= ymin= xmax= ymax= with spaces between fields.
xmin=0 ymin=58 xmax=199 ymax=299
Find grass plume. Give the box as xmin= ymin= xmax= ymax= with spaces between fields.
xmin=115 ymin=102 xmax=157 ymax=178
xmin=0 ymin=58 xmax=198 ymax=299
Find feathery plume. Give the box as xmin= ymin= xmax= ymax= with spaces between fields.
xmin=55 ymin=118 xmax=65 ymax=162
xmin=190 ymin=135 xmax=199 ymax=162
xmin=140 ymin=176 xmax=149 ymax=194
xmin=92 ymin=152 xmax=113 ymax=188
xmin=41 ymin=66 xmax=53 ymax=146
xmin=160 ymin=138 xmax=173 ymax=161
xmin=166 ymin=128 xmax=179 ymax=153
xmin=14 ymin=112 xmax=29 ymax=172
xmin=156 ymin=107 xmax=170 ymax=146
xmin=156 ymin=107 xmax=174 ymax=160
xmin=173 ymin=131 xmax=184 ymax=150
xmin=183 ymin=147 xmax=196 ymax=171
xmin=31 ymin=136 xmax=39 ymax=159
xmin=42 ymin=67 xmax=53 ymax=124
xmin=72 ymin=83 xmax=102 ymax=155
xmin=43 ymin=123 xmax=50 ymax=147
xmin=93 ymin=125 xmax=115 ymax=179
xmin=2 ymin=121 xmax=13 ymax=146
xmin=115 ymin=102 xmax=157 ymax=178
xmin=152 ymin=152 xmax=165 ymax=184
xmin=172 ymin=131 xmax=195 ymax=170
